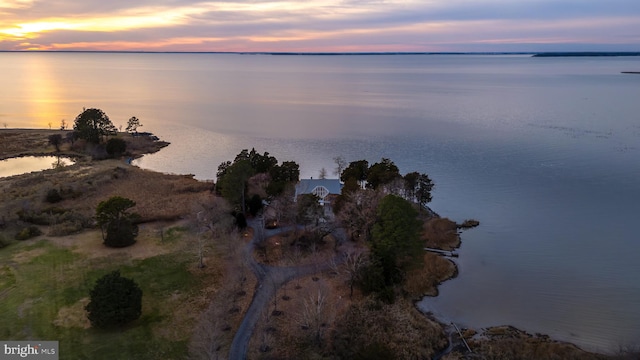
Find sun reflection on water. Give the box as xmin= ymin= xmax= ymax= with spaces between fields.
xmin=23 ymin=55 xmax=65 ymax=128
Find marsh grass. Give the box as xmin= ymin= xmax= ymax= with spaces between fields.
xmin=0 ymin=159 xmax=212 ymax=235
xmin=403 ymin=253 xmax=457 ymax=298
xmin=0 ymin=237 xmax=214 ymax=359
xmin=422 ymin=217 xmax=460 ymax=251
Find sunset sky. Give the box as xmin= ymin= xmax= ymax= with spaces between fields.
xmin=1 ymin=0 xmax=639 ymax=52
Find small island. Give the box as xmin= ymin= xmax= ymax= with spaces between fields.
xmin=0 ymin=109 xmax=625 ymax=359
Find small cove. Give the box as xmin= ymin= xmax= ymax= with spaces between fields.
xmin=0 ymin=156 xmax=75 ymax=178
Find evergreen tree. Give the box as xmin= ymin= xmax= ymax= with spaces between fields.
xmin=73 ymin=108 xmax=117 ymax=144
xmin=96 ymin=196 xmax=139 ymax=247
xmin=85 ymin=270 xmax=142 ymax=328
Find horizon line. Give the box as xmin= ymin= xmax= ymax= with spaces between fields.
xmin=1 ymin=50 xmax=639 ymax=56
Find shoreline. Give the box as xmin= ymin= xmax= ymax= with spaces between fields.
xmin=0 ymin=128 xmax=169 ymax=162
xmin=0 ymin=128 xmax=623 ymax=358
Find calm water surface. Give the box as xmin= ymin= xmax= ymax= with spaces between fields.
xmin=0 ymin=156 xmax=74 ymax=177
xmin=1 ymin=53 xmax=639 ymax=352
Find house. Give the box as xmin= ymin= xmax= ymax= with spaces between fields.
xmin=294 ymin=178 xmax=343 ymax=210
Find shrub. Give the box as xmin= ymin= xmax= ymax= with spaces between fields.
xmin=45 ymin=188 xmax=63 ymax=203
xmin=0 ymin=234 xmax=11 ymax=248
xmin=106 ymin=138 xmax=127 ymax=158
xmin=235 ymin=212 xmax=247 ymax=230
xmin=48 ymin=221 xmax=85 ymax=236
xmin=85 ymin=270 xmax=142 ymax=328
xmin=247 ymin=194 xmax=263 ymax=216
xmin=104 ymin=220 xmax=138 ymax=247
xmin=15 ymin=226 xmax=42 ymax=241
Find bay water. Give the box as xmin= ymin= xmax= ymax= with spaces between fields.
xmin=1 ymin=52 xmax=639 ymax=352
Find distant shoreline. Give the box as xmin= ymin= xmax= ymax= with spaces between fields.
xmin=2 ymin=50 xmax=639 ymax=57
xmin=533 ymin=52 xmax=640 ymax=57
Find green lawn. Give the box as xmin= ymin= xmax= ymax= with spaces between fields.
xmin=0 ymin=230 xmax=207 ymax=360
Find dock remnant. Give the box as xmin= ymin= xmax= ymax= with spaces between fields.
xmin=424 ymin=247 xmax=458 ymax=257
xmin=452 ymin=322 xmax=472 ymax=353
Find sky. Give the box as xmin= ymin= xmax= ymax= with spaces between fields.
xmin=0 ymin=0 xmax=639 ymax=52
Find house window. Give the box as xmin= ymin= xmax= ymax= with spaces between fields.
xmin=312 ymin=186 xmax=329 ymax=199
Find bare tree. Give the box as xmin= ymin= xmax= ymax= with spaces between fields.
xmin=189 ymin=297 xmax=231 ymax=359
xmin=60 ymin=119 xmax=67 ymax=130
xmin=191 ymin=196 xmax=234 ymax=268
xmin=337 ymin=189 xmax=381 ymax=242
xmin=319 ymin=167 xmax=328 ymax=179
xmin=259 ymin=308 xmax=274 ymax=353
xmin=297 ymin=283 xmax=330 ymax=347
xmin=269 ymin=274 xmax=282 ymax=315
xmin=385 ymin=177 xmax=406 ymax=197
xmin=194 ymin=197 xmax=234 ymax=238
xmin=48 ymin=134 xmax=63 ymax=152
xmin=343 ymin=249 xmax=368 ymax=297
xmin=270 ymin=185 xmax=296 ymax=226
xmin=333 ymin=156 xmax=347 ymax=177
xmin=247 ymin=172 xmax=270 ymax=199
xmin=196 ymin=231 xmax=206 ymax=269
xmin=65 ymin=131 xmax=76 ymax=146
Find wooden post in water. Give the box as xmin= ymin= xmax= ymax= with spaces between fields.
xmin=452 ymin=322 xmax=472 ymax=353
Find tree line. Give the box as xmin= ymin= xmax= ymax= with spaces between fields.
xmin=47 ymin=108 xmax=143 ymax=158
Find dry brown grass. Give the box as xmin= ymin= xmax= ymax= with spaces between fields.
xmin=248 ymin=271 xmax=357 ymax=359
xmin=331 ymin=297 xmax=447 ymax=359
xmin=404 ymin=252 xmax=457 ymax=298
xmin=0 ymin=158 xmax=212 ymax=240
xmin=53 ymin=297 xmax=91 ymax=329
xmin=454 ymin=326 xmax=609 ymax=360
xmin=254 ymin=229 xmax=340 ymax=267
xmin=0 ymin=128 xmax=168 ymax=160
xmin=189 ymin=233 xmax=258 ymax=359
xmin=0 ymin=129 xmax=63 ymax=159
xmin=422 ymin=217 xmax=461 ymax=251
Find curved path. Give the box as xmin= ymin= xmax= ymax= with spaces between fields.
xmin=228 ymin=219 xmax=344 ymax=360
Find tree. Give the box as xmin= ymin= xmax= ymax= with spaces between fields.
xmin=366 ymin=158 xmax=400 ymax=190
xmin=414 ymin=173 xmax=434 ymax=212
xmin=217 ymin=160 xmax=254 ymax=213
xmin=333 ymin=156 xmax=347 ymax=177
xmin=341 ymin=160 xmax=369 ymax=188
xmin=85 ymin=270 xmax=142 ymax=328
xmin=248 ymin=148 xmax=278 ymax=173
xmin=247 ymin=194 xmax=263 ymax=216
xmin=269 ymin=185 xmax=297 ymax=226
xmin=125 ymin=116 xmax=142 ymax=134
xmin=216 ymin=160 xmax=232 ymax=185
xmin=48 ymin=134 xmax=62 ymax=152
xmin=371 ymin=195 xmax=423 ymax=289
xmin=60 ymin=119 xmax=67 ymax=130
xmin=66 ymin=131 xmax=76 ymax=146
xmin=403 ymin=171 xmax=420 ymax=201
xmin=106 ymin=137 xmax=127 ymax=157
xmin=319 ymin=167 xmax=328 ymax=179
xmin=96 ymin=196 xmax=139 ymax=247
xmin=337 ymin=189 xmax=381 ymax=242
xmin=297 ymin=286 xmax=330 ymax=347
xmin=343 ymin=249 xmax=368 ymax=297
xmin=267 ymin=161 xmax=300 ymax=196
xmin=296 ymin=194 xmax=323 ymax=229
xmin=73 ymin=108 xmax=117 ymax=144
